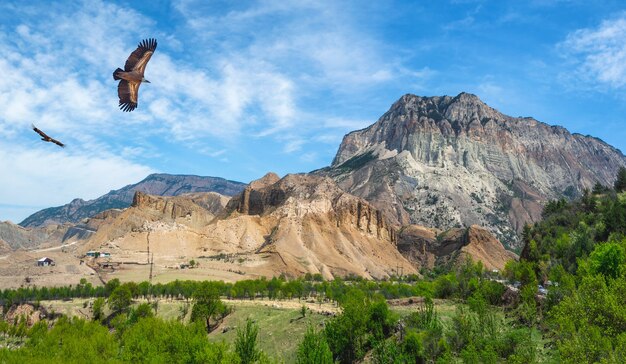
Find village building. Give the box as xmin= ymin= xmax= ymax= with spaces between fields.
xmin=86 ymin=251 xmax=111 ymax=258
xmin=37 ymin=257 xmax=54 ymax=267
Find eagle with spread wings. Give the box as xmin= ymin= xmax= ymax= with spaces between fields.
xmin=32 ymin=125 xmax=65 ymax=148
xmin=113 ymin=38 xmax=157 ymax=112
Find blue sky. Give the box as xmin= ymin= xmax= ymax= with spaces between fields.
xmin=2 ymin=0 xmax=626 ymax=223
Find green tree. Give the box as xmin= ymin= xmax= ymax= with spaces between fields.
xmin=614 ymin=166 xmax=626 ymax=192
xmin=128 ymin=302 xmax=154 ymax=324
xmin=137 ymin=281 xmax=151 ymax=299
xmin=104 ymin=278 xmax=120 ymax=296
xmin=589 ymin=242 xmax=625 ymax=280
xmin=296 ymin=325 xmax=333 ymax=364
xmin=367 ymin=298 xmax=396 ymax=341
xmin=92 ymin=297 xmax=105 ymax=322
xmin=191 ymin=284 xmax=227 ymax=333
xmin=108 ymin=285 xmax=132 ymax=313
xmin=593 ymin=182 xmax=609 ymax=195
xmin=7 ymin=317 xmax=118 ymax=362
xmin=119 ymin=317 xmax=236 ymax=363
xmin=372 ymin=339 xmax=404 ymax=364
xmin=301 ymin=304 xmax=307 ymax=318
xmin=235 ymin=318 xmax=261 ymax=364
xmin=325 ymin=289 xmax=370 ymax=363
xmin=403 ymin=330 xmax=424 ymax=362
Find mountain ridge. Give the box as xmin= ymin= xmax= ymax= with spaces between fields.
xmin=19 ymin=173 xmax=246 ymax=228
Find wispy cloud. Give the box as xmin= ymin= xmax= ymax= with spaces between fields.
xmin=172 ymin=0 xmax=411 ymax=121
xmin=283 ymin=138 xmax=306 ymax=154
xmin=560 ymin=12 xmax=626 ymax=89
xmin=0 ymin=141 xmax=154 ymax=223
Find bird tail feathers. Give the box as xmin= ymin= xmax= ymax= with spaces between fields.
xmin=113 ymin=68 xmax=123 ymax=80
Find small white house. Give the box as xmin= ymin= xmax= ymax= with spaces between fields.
xmin=37 ymin=257 xmax=54 ymax=267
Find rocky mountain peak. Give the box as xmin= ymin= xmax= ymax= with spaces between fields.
xmin=332 ymin=92 xmax=508 ymax=167
xmin=322 ymin=92 xmax=626 ymax=249
xmin=249 ymin=172 xmax=281 ymax=190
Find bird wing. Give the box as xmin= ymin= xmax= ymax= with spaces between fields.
xmin=117 ymin=80 xmax=140 ymax=112
xmin=32 ymin=124 xmax=65 ymax=147
xmin=50 ymin=138 xmax=65 ymax=148
xmin=124 ymin=38 xmax=157 ymax=75
xmin=32 ymin=125 xmax=49 ymax=139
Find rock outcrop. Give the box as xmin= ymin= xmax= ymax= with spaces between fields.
xmin=320 ymin=93 xmax=626 ymax=249
xmin=226 ymin=173 xmax=398 ymax=244
xmin=80 ymin=191 xmax=229 ymax=246
xmin=397 ymin=224 xmax=518 ymax=271
xmin=78 ymin=174 xmax=415 ymax=280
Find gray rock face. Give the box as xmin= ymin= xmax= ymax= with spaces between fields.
xmin=19 ymin=174 xmax=246 ymax=228
xmin=320 ymin=93 xmax=626 ymax=249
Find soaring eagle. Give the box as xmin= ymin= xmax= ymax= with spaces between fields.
xmin=113 ymin=38 xmax=157 ymax=112
xmin=32 ymin=125 xmax=65 ymax=148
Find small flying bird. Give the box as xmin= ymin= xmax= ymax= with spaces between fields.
xmin=113 ymin=38 xmax=157 ymax=112
xmin=32 ymin=125 xmax=65 ymax=148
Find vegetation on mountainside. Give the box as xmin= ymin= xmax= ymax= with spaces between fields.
xmin=506 ymin=168 xmax=626 ymax=363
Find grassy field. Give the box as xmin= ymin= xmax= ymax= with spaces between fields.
xmin=42 ymin=297 xmax=460 ymax=362
xmin=207 ymin=303 xmax=329 ymax=363
xmin=391 ymin=299 xmax=460 ymax=325
xmin=44 ymin=297 xmax=334 ymax=362
xmin=35 ymin=297 xmax=556 ymax=362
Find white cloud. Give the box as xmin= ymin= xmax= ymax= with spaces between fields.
xmin=174 ymin=0 xmax=404 ymax=89
xmin=0 ymin=0 xmax=436 ymax=223
xmin=0 ymin=142 xmax=154 ymax=223
xmin=443 ymin=4 xmax=483 ymax=31
xmin=560 ymin=12 xmax=626 ymax=89
xmin=0 ymin=0 xmax=300 ymax=147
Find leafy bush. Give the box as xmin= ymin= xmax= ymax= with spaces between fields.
xmin=296 ymin=325 xmax=333 ymax=364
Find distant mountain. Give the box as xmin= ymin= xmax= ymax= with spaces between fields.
xmin=19 ymin=174 xmax=246 ymax=228
xmin=317 ymin=92 xmax=626 ymax=249
xmin=0 ymin=221 xmax=69 ymax=250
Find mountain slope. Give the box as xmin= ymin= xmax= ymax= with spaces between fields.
xmin=397 ymin=224 xmax=518 ymax=271
xmin=318 ymin=93 xmax=626 ymax=249
xmin=19 ymin=174 xmax=246 ymax=228
xmin=0 ymin=221 xmax=69 ymax=251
